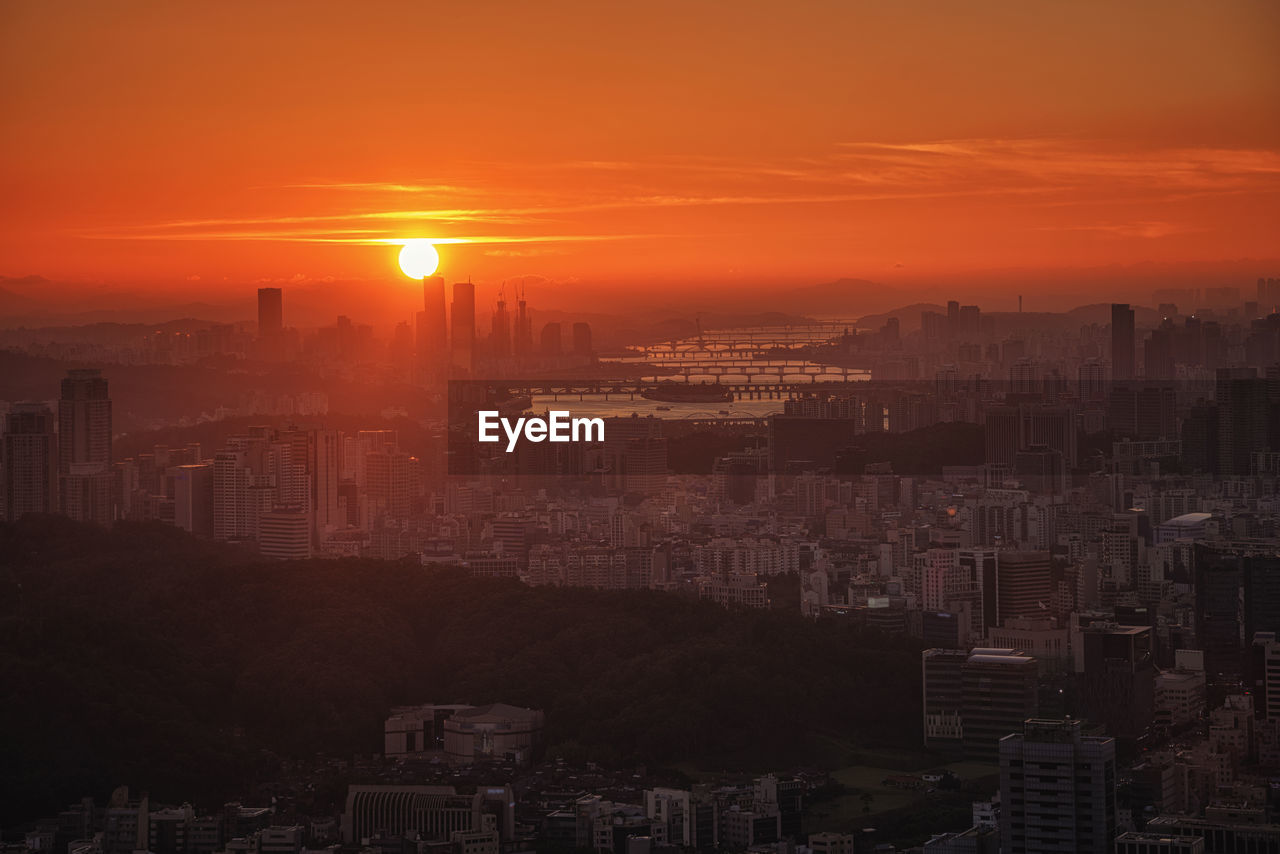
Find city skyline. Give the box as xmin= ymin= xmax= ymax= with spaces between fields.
xmin=5 ymin=3 xmax=1280 ymax=853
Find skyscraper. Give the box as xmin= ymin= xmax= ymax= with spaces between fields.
xmin=257 ymin=287 xmax=283 ymax=337
xmin=3 ymin=403 xmax=58 ymax=521
xmin=999 ymin=718 xmax=1116 ymax=853
xmin=490 ymin=292 xmax=512 ymax=360
xmin=257 ymin=287 xmax=283 ymax=359
xmin=961 ymin=648 xmax=1039 ymax=760
xmin=418 ymin=275 xmax=448 ymax=379
xmin=1112 ymin=303 xmax=1135 ymax=381
xmin=58 ymin=368 xmax=114 ymax=525
xmin=450 ymin=281 xmax=476 ymax=375
xmin=996 ymin=551 xmax=1053 ymax=625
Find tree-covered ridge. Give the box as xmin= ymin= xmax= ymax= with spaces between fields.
xmin=0 ymin=516 xmax=921 ymax=826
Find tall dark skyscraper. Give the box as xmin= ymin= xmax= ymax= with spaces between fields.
xmin=999 ymin=719 xmax=1116 ymax=853
xmin=450 ymin=281 xmax=476 ymax=375
xmin=1112 ymin=302 xmax=1135 ymax=381
xmin=3 ymin=403 xmax=58 ymax=522
xmin=257 ymin=287 xmax=282 ymax=336
xmin=514 ymin=283 xmax=533 ymax=357
xmin=257 ymin=287 xmax=283 ymax=359
xmin=421 ymin=275 xmax=447 ymax=356
xmin=58 ymin=368 xmax=114 ymax=525
xmin=491 ymin=291 xmax=512 ymax=359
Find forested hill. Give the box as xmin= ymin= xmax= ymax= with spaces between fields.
xmin=0 ymin=517 xmax=921 ymax=826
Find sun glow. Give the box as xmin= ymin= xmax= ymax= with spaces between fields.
xmin=397 ymin=240 xmax=439 ymax=278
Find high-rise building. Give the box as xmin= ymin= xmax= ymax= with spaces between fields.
xmin=257 ymin=287 xmax=283 ymax=337
xmin=171 ymin=462 xmax=214 ymax=537
xmin=998 ymin=718 xmax=1116 ymax=854
xmin=58 ymin=369 xmax=113 ymax=525
xmin=1077 ymin=359 xmax=1107 ymax=403
xmin=996 ymin=551 xmax=1052 ymax=625
xmin=1215 ymin=368 xmax=1269 ymax=476
xmin=960 ymin=547 xmax=999 ymax=629
xmin=450 ymin=281 xmax=476 ymax=375
xmin=258 ymin=505 xmax=311 ymax=560
xmin=58 ymin=369 xmax=111 ymax=476
xmin=3 ymin=403 xmax=58 ymax=521
xmin=421 ymin=275 xmax=447 ymax=360
xmin=1112 ymin=303 xmax=1136 ymax=381
xmin=922 ymin=648 xmax=968 ymax=751
xmin=490 ymin=293 xmax=512 ymax=359
xmin=961 ymin=648 xmax=1039 ymax=760
xmin=1078 ymin=625 xmax=1155 ymax=745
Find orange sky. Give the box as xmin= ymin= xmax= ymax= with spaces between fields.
xmin=2 ymin=0 xmax=1279 ymax=298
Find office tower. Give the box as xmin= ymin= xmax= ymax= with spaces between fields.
xmin=422 ymin=275 xmax=447 ymax=355
xmin=998 ymin=719 xmax=1116 ymax=854
xmin=450 ymin=281 xmax=476 ymax=375
xmin=922 ymin=648 xmax=968 ymax=751
xmin=960 ymin=547 xmax=999 ymax=629
xmin=513 ymin=282 xmax=533 ymax=357
xmin=540 ymin=322 xmax=563 ymax=356
xmin=1014 ymin=445 xmax=1063 ymax=495
xmin=171 ymin=462 xmax=214 ymax=537
xmin=256 ymin=287 xmax=283 ymax=360
xmin=984 ymin=406 xmax=1022 ymax=472
xmin=280 ymin=427 xmax=341 ymax=546
xmin=366 ymin=447 xmax=412 ymax=519
xmin=572 ymin=322 xmax=593 ymax=357
xmin=1077 ymin=359 xmax=1107 ymax=403
xmin=1144 ymin=320 xmax=1176 ymax=379
xmin=3 ymin=404 xmax=58 ymax=521
xmin=490 ymin=291 xmax=512 ymax=360
xmin=1112 ymin=303 xmax=1135 ymax=381
xmin=958 ymin=304 xmax=981 ymax=339
xmin=946 ymin=299 xmax=960 ymax=337
xmin=58 ymin=369 xmax=111 ymax=476
xmin=58 ymin=369 xmax=114 ymax=525
xmin=1215 ymin=367 xmax=1268 ymax=476
xmin=257 ymin=287 xmax=283 ymax=337
xmin=258 ymin=506 xmax=312 ymax=560
xmin=996 ymin=551 xmax=1052 ymax=625
xmin=1078 ymin=625 xmax=1155 ymax=745
xmin=984 ymin=405 xmax=1077 ymax=474
xmin=961 ymin=648 xmax=1039 ymax=760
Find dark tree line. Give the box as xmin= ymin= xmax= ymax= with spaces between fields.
xmin=1 ymin=516 xmax=921 ymax=827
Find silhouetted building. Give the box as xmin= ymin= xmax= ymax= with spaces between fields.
xmin=997 ymin=551 xmax=1052 ymax=625
xmin=257 ymin=287 xmax=282 ymax=337
xmin=1112 ymin=303 xmax=1136 ymax=381
xmin=962 ymin=648 xmax=1039 ymax=760
xmin=999 ymin=718 xmax=1116 ymax=853
xmin=58 ymin=369 xmax=113 ymax=525
xmin=451 ymin=281 xmax=476 ymax=375
xmin=258 ymin=505 xmax=311 ymax=560
xmin=171 ymin=462 xmax=214 ymax=537
xmin=3 ymin=403 xmax=58 ymax=521
xmin=1078 ymin=625 xmax=1155 ymax=746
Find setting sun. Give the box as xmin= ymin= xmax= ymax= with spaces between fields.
xmin=397 ymin=240 xmax=440 ymax=279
